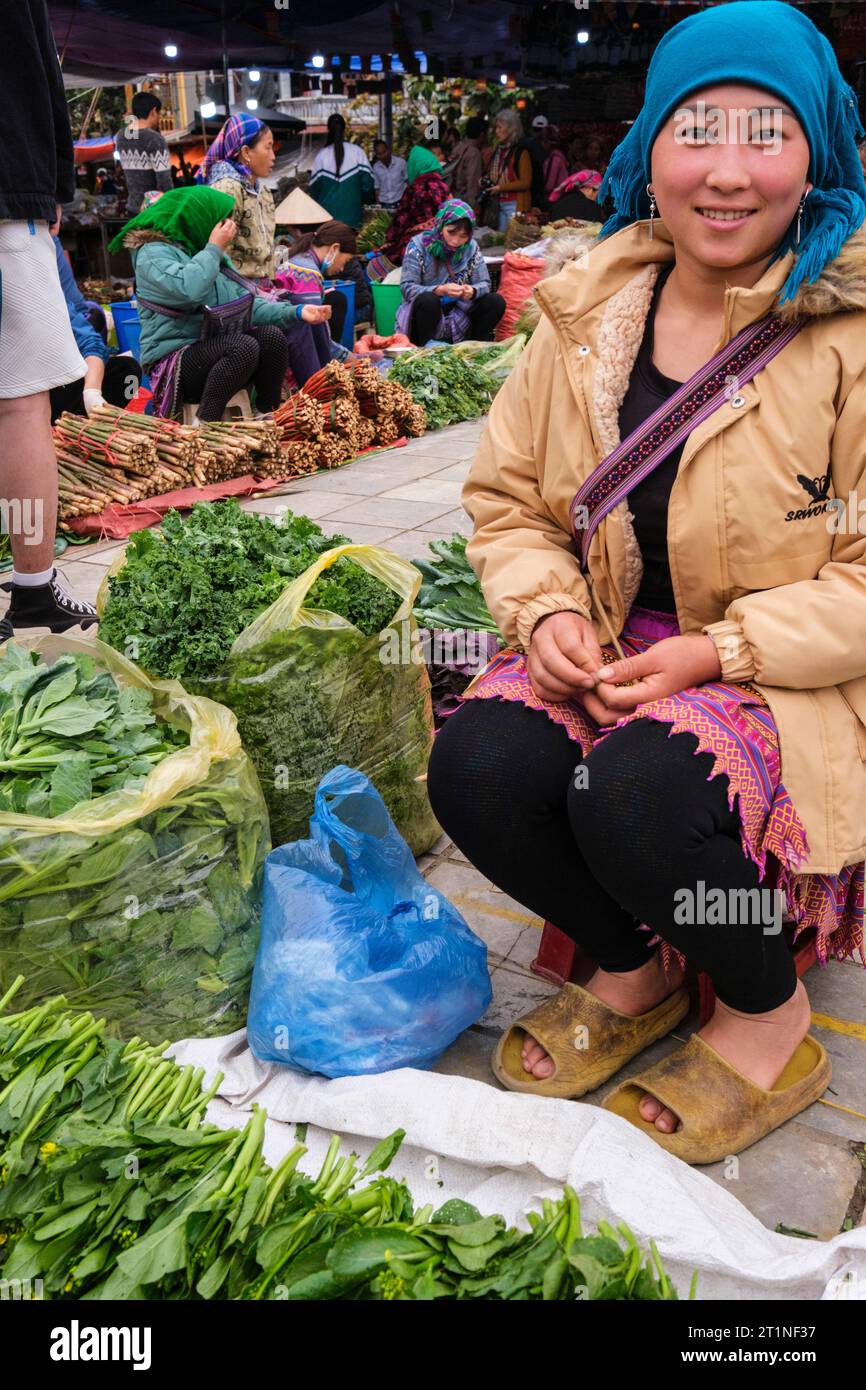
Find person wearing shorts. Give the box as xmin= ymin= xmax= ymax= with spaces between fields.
xmin=0 ymin=0 xmax=99 ymax=637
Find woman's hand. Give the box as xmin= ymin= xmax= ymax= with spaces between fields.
xmin=208 ymin=218 xmax=237 ymax=251
xmin=457 ymin=284 xmax=475 ymax=300
xmin=527 ymin=611 xmax=604 ymax=702
xmin=300 ymin=303 xmax=331 ymax=324
xmin=584 ymin=635 xmax=723 ymax=725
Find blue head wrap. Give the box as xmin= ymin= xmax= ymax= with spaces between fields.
xmin=598 ymin=0 xmax=866 ymax=304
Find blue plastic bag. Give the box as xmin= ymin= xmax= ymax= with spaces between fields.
xmin=246 ymin=766 xmax=492 ymax=1077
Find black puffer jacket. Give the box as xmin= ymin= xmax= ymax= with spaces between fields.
xmin=0 ymin=0 xmax=74 ymax=221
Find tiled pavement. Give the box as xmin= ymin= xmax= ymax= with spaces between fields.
xmin=17 ymin=418 xmax=866 ymax=1241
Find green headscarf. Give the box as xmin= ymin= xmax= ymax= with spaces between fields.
xmin=109 ymin=186 xmax=236 ymax=257
xmin=406 ymin=145 xmax=444 ymax=184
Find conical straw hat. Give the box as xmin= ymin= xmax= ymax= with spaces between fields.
xmin=273 ymin=186 xmax=331 ymax=224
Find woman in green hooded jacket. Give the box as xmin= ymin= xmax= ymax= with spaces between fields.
xmin=112 ymin=186 xmax=330 ymax=420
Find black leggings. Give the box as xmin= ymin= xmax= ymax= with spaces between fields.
xmin=408 ymin=291 xmax=506 ymax=346
xmin=179 ymin=325 xmax=288 ymax=420
xmin=427 ymin=699 xmax=796 ymax=1013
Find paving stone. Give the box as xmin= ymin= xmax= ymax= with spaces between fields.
xmin=506 ymin=922 xmax=546 ymax=970
xmin=426 ymin=462 xmax=472 ymax=482
xmin=325 ymin=496 xmax=455 ymax=530
xmin=379 ymin=529 xmax=454 ymax=560
xmin=478 ymin=962 xmax=558 ymax=1031
xmin=799 ymin=960 xmax=866 ymax=1143
xmin=431 ymin=1026 xmax=498 ymax=1087
xmin=381 ymin=478 xmax=465 ymax=506
xmin=76 ymin=540 xmax=128 ymax=565
xmin=244 ymin=491 xmax=371 ymax=520
xmin=317 ymin=520 xmax=403 ymax=546
xmin=420 ymin=507 xmax=473 ymax=535
xmin=699 ymin=1122 xmax=863 ymax=1240
xmin=423 ymin=860 xmax=537 ymax=961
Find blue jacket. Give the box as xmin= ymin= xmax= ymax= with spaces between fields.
xmin=53 ymin=235 xmax=108 ymax=364
xmin=132 ymin=239 xmax=307 ymax=369
xmin=400 ymin=235 xmax=491 ymax=304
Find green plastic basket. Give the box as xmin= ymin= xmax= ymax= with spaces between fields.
xmin=371 ymin=282 xmax=403 ymax=337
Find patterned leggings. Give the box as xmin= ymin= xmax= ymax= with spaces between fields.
xmin=179 ymin=325 xmax=288 ymax=419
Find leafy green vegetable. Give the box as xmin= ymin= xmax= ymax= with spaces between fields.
xmin=0 ymin=647 xmax=269 ymax=1041
xmin=387 ymin=347 xmax=496 ymax=429
xmin=99 ymin=500 xmax=402 ymax=686
xmin=0 ymin=982 xmax=694 ymax=1303
xmin=100 ymin=499 xmax=438 ymax=855
xmin=412 ymin=533 xmax=500 ymax=635
xmin=0 ymin=644 xmax=186 ymax=815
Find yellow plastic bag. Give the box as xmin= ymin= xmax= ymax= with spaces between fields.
xmin=0 ymin=633 xmax=270 ymax=1041
xmin=192 ymin=543 xmax=440 ymax=855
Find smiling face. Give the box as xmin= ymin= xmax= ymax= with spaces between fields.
xmin=241 ymin=127 xmax=275 ymax=179
xmin=442 ymin=220 xmax=470 ymax=250
xmin=650 ymin=83 xmax=812 ymax=275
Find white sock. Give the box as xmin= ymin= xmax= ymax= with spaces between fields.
xmin=12 ymin=567 xmax=54 ymax=587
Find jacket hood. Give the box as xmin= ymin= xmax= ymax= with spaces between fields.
xmin=124 ymin=228 xmax=171 ymax=251
xmin=534 ymin=217 xmax=866 ymax=338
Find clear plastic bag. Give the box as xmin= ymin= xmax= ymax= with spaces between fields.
xmin=247 ymin=765 xmax=491 ymax=1077
xmin=194 ymin=543 xmax=440 ymax=856
xmin=0 ymin=633 xmax=270 ymax=1041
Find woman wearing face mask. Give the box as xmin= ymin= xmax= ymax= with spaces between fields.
xmin=397 ymin=199 xmax=505 ymax=346
xmin=202 ymin=114 xmax=331 ymax=387
xmin=280 ymin=220 xmax=360 ymax=364
xmin=427 ymin=1 xmax=866 ymax=1164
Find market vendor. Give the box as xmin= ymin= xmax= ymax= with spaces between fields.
xmin=381 ymin=144 xmax=453 ymax=264
xmin=397 ymin=199 xmax=505 ymax=346
xmin=427 ymin=0 xmax=866 ymax=1165
xmin=50 ymin=236 xmax=142 ymax=421
xmin=112 ymin=187 xmax=330 ymax=422
xmin=202 ymin=114 xmax=329 ymax=388
xmin=280 ymin=221 xmax=361 ymax=364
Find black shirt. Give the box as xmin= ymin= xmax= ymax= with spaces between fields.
xmin=617 ymin=261 xmax=683 ymax=615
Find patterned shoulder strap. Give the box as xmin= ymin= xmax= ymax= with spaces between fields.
xmin=571 ymin=313 xmax=803 ymax=567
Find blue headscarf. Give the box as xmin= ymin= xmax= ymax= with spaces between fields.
xmin=598 ymin=0 xmax=866 ymax=304
xmin=202 ymin=113 xmax=266 ymax=189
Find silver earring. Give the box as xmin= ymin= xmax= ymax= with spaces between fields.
xmin=795 ymin=190 xmax=808 ymax=246
xmin=647 ymin=183 xmax=657 ymax=240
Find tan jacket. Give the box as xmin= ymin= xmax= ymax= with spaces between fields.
xmin=463 ymin=217 xmax=866 ymax=874
xmin=210 ymin=175 xmax=276 ymax=282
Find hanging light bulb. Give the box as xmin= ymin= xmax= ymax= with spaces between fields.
xmin=577 ymin=30 xmax=590 ymax=44
xmin=164 ymin=43 xmax=178 ymax=59
xmin=246 ymin=97 xmax=258 ymax=111
xmin=249 ymin=69 xmax=261 ymax=83
xmin=311 ymin=52 xmax=325 ymax=69
xmin=500 ymin=72 xmax=508 ymax=85
xmin=200 ymin=100 xmax=217 ymax=118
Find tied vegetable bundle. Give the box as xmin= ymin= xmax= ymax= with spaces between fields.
xmin=0 ymin=634 xmax=269 ymax=1041
xmin=0 ymin=983 xmax=693 ymax=1301
xmin=274 ymin=361 xmax=425 ymax=463
xmin=99 ymin=500 xmax=439 ymax=855
xmin=387 ymin=346 xmax=497 ymax=430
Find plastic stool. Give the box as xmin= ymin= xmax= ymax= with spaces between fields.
xmin=182 ymin=389 xmax=252 ymax=426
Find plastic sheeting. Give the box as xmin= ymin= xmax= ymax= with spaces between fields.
xmin=169 ymin=1027 xmax=866 ymax=1301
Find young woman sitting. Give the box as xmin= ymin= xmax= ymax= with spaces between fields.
xmin=113 ymin=186 xmax=330 ymax=421
xmin=427 ymin=1 xmax=866 ymax=1165
xmin=398 ymin=199 xmax=505 ymax=346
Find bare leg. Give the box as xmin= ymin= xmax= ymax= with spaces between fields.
xmin=0 ymin=392 xmax=57 ymax=572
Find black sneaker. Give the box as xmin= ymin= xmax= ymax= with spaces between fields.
xmin=0 ymin=615 xmax=12 ymax=644
xmin=3 ymin=570 xmax=98 ymax=633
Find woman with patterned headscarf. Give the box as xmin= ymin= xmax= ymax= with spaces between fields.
xmin=429 ymin=2 xmax=866 ymax=1163
xmin=397 ymin=198 xmax=505 ymax=346
xmin=204 ymin=113 xmax=277 ymax=282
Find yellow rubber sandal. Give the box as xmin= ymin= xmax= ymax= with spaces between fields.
xmin=491 ymin=982 xmax=690 ymax=1100
xmin=602 ymin=1032 xmax=831 ymax=1165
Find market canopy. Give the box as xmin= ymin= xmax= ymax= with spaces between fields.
xmin=49 ymin=0 xmax=541 ymax=82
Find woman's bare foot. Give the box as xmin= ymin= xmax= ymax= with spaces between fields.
xmin=637 ymin=980 xmax=813 ymax=1134
xmin=521 ymin=952 xmax=686 ymax=1081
